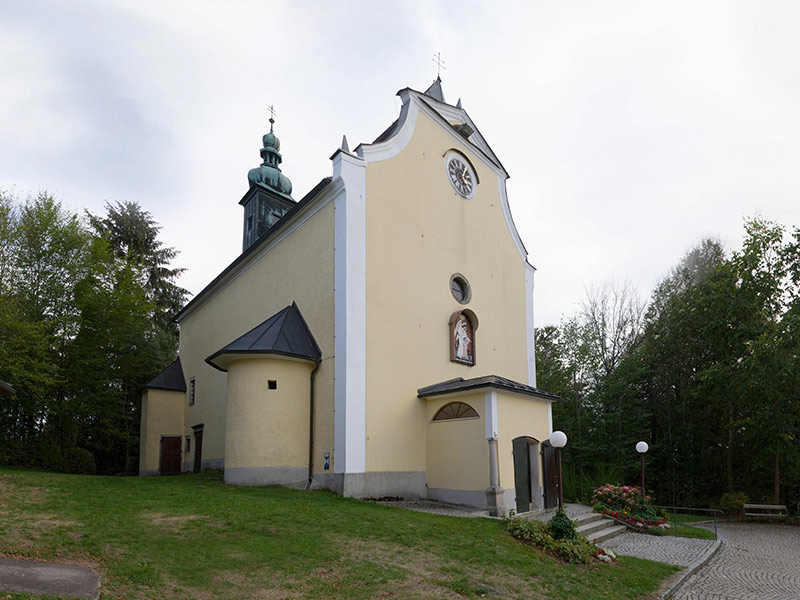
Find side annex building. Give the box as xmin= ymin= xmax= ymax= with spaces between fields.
xmin=139 ymin=79 xmax=560 ymax=516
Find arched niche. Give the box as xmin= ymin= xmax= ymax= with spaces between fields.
xmin=449 ymin=309 xmax=478 ymax=366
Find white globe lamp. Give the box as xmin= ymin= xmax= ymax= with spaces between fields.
xmin=550 ymin=431 xmax=568 ymax=509
xmin=636 ymin=441 xmax=649 ymax=497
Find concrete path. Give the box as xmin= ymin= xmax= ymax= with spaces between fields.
xmin=672 ymin=523 xmax=800 ymax=600
xmin=0 ymin=556 xmax=100 ymax=599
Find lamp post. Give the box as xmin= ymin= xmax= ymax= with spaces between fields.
xmin=636 ymin=441 xmax=649 ymax=498
xmin=550 ymin=431 xmax=567 ymax=510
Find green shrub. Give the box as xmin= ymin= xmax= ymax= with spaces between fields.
xmin=718 ymin=492 xmax=748 ymax=517
xmin=35 ymin=443 xmax=96 ymax=475
xmin=562 ymin=464 xmax=580 ymax=502
xmin=504 ymin=516 xmax=602 ymax=564
xmin=64 ymin=447 xmax=96 ymax=475
xmin=548 ymin=508 xmax=577 ymax=540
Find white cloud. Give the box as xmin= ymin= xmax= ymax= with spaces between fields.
xmin=2 ymin=0 xmax=799 ymax=325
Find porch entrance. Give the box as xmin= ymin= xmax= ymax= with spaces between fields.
xmin=512 ymin=436 xmax=542 ymax=513
xmin=541 ymin=440 xmax=558 ymax=509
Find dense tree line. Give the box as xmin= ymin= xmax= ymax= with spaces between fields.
xmin=539 ymin=218 xmax=800 ymax=513
xmin=0 ymin=191 xmax=186 ymax=475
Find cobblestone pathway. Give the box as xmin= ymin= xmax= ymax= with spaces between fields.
xmin=601 ymin=530 xmax=715 ymax=567
xmin=674 ymin=523 xmax=800 ymax=600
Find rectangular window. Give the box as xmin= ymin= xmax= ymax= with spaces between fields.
xmin=267 ymin=380 xmax=277 ymax=390
xmin=185 ymin=436 xmax=191 ymax=452
xmin=189 ymin=377 xmax=196 ymax=406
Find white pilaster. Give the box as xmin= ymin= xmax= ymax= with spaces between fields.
xmin=525 ymin=263 xmax=536 ymax=387
xmin=333 ymin=150 xmax=367 ymax=475
xmin=484 ymin=390 xmax=498 ymax=441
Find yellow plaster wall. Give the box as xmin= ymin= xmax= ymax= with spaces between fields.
xmin=364 ymin=111 xmax=530 ymax=473
xmin=425 ymin=395 xmax=488 ymax=491
xmin=225 ymin=358 xmax=314 ymax=468
xmin=496 ymin=394 xmax=552 ymax=489
xmin=177 ymin=201 xmax=335 ymax=472
xmin=139 ymin=389 xmax=185 ymax=472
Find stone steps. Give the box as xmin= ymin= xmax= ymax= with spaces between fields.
xmin=573 ymin=512 xmax=626 ymax=544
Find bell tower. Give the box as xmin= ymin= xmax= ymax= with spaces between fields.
xmin=240 ymin=109 xmax=295 ymax=252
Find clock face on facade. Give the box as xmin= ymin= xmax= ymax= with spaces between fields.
xmin=446 ymin=155 xmax=475 ymax=199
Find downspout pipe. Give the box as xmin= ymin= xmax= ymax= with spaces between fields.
xmin=306 ymin=359 xmax=321 ymax=490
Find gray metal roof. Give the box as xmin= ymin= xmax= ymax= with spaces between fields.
xmin=0 ymin=379 xmax=15 ymax=395
xmin=418 ymin=375 xmax=560 ymax=401
xmin=141 ymin=358 xmax=186 ymax=392
xmin=206 ymin=302 xmax=321 ymax=371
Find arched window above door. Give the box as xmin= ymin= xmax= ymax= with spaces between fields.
xmin=432 ymin=401 xmax=479 ymax=421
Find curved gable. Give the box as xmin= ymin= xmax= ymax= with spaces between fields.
xmin=355 ymin=88 xmax=529 ymax=264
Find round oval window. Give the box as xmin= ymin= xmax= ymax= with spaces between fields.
xmin=450 ymin=274 xmax=471 ymax=304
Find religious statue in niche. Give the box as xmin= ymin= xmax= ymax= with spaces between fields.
xmin=450 ymin=312 xmax=475 ymax=366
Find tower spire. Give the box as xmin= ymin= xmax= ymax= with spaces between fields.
xmin=246 ymin=106 xmax=292 ymax=199
xmin=425 ymin=53 xmax=446 ymax=102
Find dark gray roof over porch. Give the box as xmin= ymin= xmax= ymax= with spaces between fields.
xmin=417 ymin=375 xmax=560 ymax=401
xmin=0 ymin=379 xmax=15 ymax=395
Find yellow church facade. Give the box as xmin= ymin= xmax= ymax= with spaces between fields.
xmin=139 ymin=79 xmax=559 ymax=516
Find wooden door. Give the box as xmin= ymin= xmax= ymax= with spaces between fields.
xmin=541 ymin=441 xmax=558 ymax=509
xmin=512 ymin=437 xmax=531 ymax=513
xmin=160 ymin=437 xmax=182 ymax=475
xmin=193 ymin=430 xmax=203 ymax=473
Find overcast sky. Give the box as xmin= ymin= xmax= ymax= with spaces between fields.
xmin=2 ymin=0 xmax=799 ymax=327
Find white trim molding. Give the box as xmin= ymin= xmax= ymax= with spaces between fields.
xmin=496 ymin=177 xmax=529 ymax=263
xmin=525 ymin=263 xmax=536 ymax=387
xmin=333 ymin=150 xmax=367 ymax=475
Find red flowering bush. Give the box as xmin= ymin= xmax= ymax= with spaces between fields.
xmin=592 ymin=483 xmax=667 ymax=532
xmin=593 ymin=483 xmax=651 ymax=509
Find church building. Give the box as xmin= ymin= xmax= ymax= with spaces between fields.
xmin=139 ymin=78 xmax=560 ymax=516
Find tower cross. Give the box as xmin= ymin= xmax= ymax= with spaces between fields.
xmin=432 ymin=52 xmax=446 ymax=78
xmin=267 ymin=104 xmax=277 ymax=131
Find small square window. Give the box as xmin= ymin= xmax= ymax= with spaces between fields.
xmin=189 ymin=378 xmax=196 ymax=406
xmin=267 ymin=380 xmax=277 ymax=390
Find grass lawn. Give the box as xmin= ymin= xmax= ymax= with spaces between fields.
xmin=658 ymin=513 xmax=718 ymax=540
xmin=669 ymin=513 xmax=714 ymax=524
xmin=666 ymin=523 xmax=716 ymax=540
xmin=0 ymin=468 xmax=678 ymax=599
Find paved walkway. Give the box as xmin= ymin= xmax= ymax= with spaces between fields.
xmin=672 ymin=523 xmax=800 ymax=600
xmin=602 ymin=529 xmax=716 ymax=567
xmin=379 ymin=501 xmax=800 ymax=599
xmin=0 ymin=556 xmax=100 ymax=599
